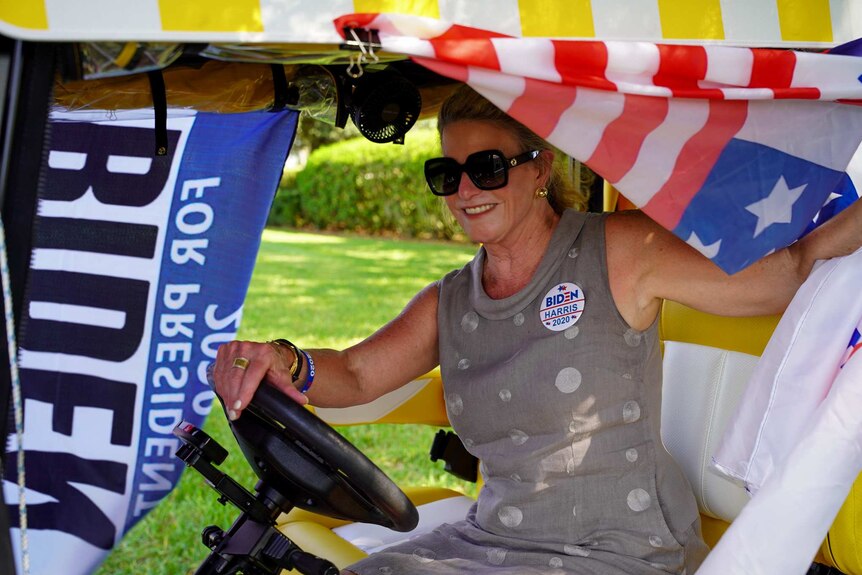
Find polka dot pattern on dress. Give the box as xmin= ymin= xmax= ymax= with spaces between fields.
xmin=509 ymin=429 xmax=529 ymax=445
xmin=412 ymin=548 xmax=436 ymax=563
xmin=623 ymin=328 xmax=643 ymax=347
xmin=627 ymin=488 xmax=652 ymax=512
xmin=564 ymin=544 xmax=591 ymax=557
xmin=423 ymin=213 xmax=685 ymax=574
xmin=555 ymin=367 xmax=582 ymax=393
xmin=568 ymin=247 xmax=580 ymax=259
xmin=549 ymin=557 xmax=563 ymax=568
xmin=486 ymin=548 xmax=507 ymax=565
xmin=649 ymin=535 xmax=664 ymax=548
xmin=498 ymin=506 xmax=523 ymax=527
xmin=461 ymin=311 xmax=479 ymax=333
xmin=623 ymin=400 xmax=641 ymax=423
xmin=457 ymin=358 xmax=471 ymax=370
xmin=446 ymin=393 xmax=463 ymax=416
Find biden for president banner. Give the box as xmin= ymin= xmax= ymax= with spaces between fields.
xmin=2 ymin=107 xmax=298 ymax=575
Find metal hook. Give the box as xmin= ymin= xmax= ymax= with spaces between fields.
xmin=365 ymin=29 xmax=379 ymax=63
xmin=344 ymin=27 xmax=380 ymax=78
xmin=347 ymin=53 xmax=364 ymax=79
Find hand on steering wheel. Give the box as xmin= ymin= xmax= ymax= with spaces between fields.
xmin=213 ymin=339 xmax=308 ymax=420
xmin=203 ymin=366 xmax=420 ymax=533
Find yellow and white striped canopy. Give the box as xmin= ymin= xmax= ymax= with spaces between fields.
xmin=0 ymin=0 xmax=857 ymax=47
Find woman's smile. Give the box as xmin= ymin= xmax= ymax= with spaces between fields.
xmin=462 ymin=203 xmax=497 ymax=216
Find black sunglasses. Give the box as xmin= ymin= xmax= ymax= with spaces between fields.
xmin=424 ymin=149 xmax=540 ymax=196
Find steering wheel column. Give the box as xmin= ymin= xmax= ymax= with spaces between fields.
xmin=173 ymin=380 xmax=418 ymax=575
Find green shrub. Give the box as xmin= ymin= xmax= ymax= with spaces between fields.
xmin=268 ymin=168 xmax=301 ymax=225
xmin=270 ymin=125 xmax=463 ymax=240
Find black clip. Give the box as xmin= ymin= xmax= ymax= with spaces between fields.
xmin=269 ymin=64 xmax=289 ymax=112
xmin=340 ymin=27 xmax=382 ymax=54
xmin=429 ymin=430 xmax=478 ymax=483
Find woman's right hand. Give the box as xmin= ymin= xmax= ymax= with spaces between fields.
xmin=213 ymin=339 xmax=309 ymax=421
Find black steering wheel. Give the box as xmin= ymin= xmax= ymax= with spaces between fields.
xmin=226 ymin=382 xmax=419 ymax=532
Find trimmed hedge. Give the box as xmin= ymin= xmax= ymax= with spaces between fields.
xmin=269 ymin=126 xmax=463 ymax=240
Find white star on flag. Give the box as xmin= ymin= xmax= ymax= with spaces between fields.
xmin=685 ymin=232 xmax=722 ymax=259
xmin=745 ymin=176 xmax=808 ymax=238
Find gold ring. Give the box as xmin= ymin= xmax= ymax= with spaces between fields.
xmin=232 ymin=357 xmax=250 ymax=370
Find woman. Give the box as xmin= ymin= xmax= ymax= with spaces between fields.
xmin=213 ymin=86 xmax=862 ymax=574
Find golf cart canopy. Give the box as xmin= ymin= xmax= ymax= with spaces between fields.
xmin=0 ymin=0 xmax=858 ymax=46
xmin=2 ymin=2 xmax=862 ymax=575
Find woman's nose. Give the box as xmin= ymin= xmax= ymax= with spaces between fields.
xmin=456 ymin=172 xmax=481 ymax=198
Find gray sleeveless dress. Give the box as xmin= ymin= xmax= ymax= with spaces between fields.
xmin=348 ymin=209 xmax=709 ymax=574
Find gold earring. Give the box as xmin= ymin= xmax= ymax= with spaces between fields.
xmin=535 ymin=187 xmax=548 ymax=198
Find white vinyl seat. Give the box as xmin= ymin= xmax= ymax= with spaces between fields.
xmin=660 ymin=340 xmax=754 ymax=523
xmin=332 ymin=495 xmax=476 ymax=554
xmin=659 ymin=300 xmax=862 ymax=571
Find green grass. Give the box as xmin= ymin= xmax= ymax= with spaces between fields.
xmin=95 ymin=229 xmax=478 ymax=575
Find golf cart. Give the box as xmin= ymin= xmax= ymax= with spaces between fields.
xmin=0 ymin=2 xmax=861 ymax=574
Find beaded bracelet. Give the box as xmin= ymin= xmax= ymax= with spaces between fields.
xmin=300 ymin=350 xmax=315 ymax=394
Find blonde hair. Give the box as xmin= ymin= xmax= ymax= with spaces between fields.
xmin=437 ymin=85 xmax=589 ymax=213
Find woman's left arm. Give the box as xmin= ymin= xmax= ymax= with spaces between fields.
xmin=608 ymin=198 xmax=862 ymax=329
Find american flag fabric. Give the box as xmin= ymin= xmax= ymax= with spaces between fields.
xmin=336 ymin=13 xmax=862 ymax=274
xmin=708 ymin=246 xmax=862 ymax=572
xmin=841 ymin=324 xmax=862 ymax=368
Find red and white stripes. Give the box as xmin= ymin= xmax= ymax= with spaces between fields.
xmin=334 ymin=12 xmax=862 ymax=230
xmin=335 ymin=13 xmax=862 ymax=102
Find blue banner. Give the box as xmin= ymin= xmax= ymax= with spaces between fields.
xmin=3 ymin=108 xmax=298 ymax=575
